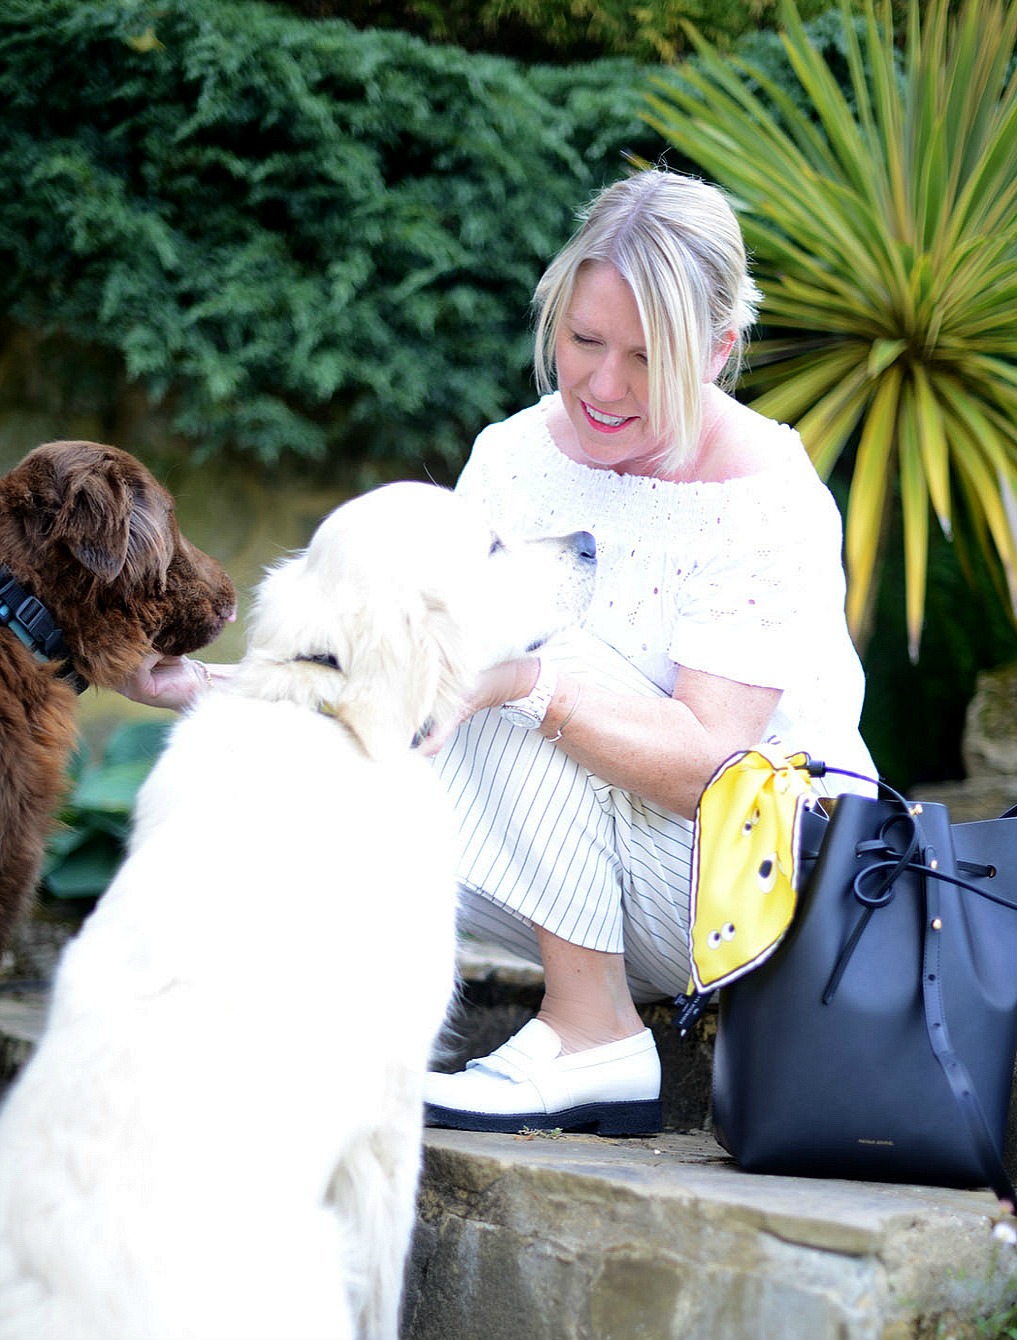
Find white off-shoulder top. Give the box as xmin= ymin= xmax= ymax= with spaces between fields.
xmin=455 ymin=393 xmax=875 ymax=781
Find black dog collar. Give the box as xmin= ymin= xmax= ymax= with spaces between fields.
xmin=0 ymin=566 xmax=89 ymax=694
xmin=294 ymin=652 xmax=342 ymax=671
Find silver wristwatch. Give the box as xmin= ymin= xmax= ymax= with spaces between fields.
xmin=499 ymin=660 xmax=559 ymax=730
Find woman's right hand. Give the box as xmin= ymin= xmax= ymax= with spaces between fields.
xmin=417 ymin=657 xmax=538 ymax=756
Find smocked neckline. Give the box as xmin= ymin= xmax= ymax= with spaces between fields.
xmin=531 ymin=394 xmax=799 ymax=499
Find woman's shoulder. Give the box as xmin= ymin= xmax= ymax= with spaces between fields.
xmin=457 ymin=397 xmax=564 ymax=512
xmin=696 ymin=390 xmax=803 ymax=483
xmin=676 ymin=396 xmax=842 ymax=544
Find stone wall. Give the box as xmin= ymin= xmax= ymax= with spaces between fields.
xmin=918 ymin=661 xmax=1017 ymax=820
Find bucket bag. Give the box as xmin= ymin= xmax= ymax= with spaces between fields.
xmin=678 ymin=751 xmax=1017 ymax=1219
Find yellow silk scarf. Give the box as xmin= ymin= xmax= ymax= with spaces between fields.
xmin=688 ymin=746 xmax=814 ymax=992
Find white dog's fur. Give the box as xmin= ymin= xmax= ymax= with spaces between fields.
xmin=0 ymin=482 xmax=596 ymax=1340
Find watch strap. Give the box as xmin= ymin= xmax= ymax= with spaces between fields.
xmin=499 ymin=660 xmax=558 ymax=730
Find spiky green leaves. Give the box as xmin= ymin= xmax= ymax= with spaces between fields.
xmin=646 ymin=0 xmax=1017 ymax=661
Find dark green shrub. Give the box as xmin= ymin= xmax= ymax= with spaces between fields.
xmin=0 ymin=0 xmax=658 ymax=473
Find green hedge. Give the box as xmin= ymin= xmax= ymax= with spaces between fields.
xmin=0 ymin=0 xmax=659 ymax=471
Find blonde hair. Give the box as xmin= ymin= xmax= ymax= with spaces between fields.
xmin=533 ymin=169 xmax=760 ymax=473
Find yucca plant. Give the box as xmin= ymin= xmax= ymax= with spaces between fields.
xmin=645 ymin=0 xmax=1017 ymax=661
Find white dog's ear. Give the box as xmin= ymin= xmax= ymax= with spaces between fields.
xmin=328 ymin=590 xmax=470 ymax=762
xmin=334 ymin=589 xmax=480 ymax=760
xmin=414 ymin=592 xmax=477 ymax=745
xmin=237 ymin=558 xmax=476 ymax=761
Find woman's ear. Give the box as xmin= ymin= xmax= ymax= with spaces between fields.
xmin=704 ymin=329 xmax=738 ymax=384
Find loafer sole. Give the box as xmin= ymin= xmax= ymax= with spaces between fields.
xmin=424 ymin=1097 xmax=662 ymax=1137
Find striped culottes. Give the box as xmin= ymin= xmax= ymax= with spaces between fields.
xmin=433 ymin=643 xmax=692 ymax=1002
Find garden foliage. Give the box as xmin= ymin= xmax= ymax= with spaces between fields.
xmin=0 ymin=0 xmax=657 ymax=471
xmin=292 ymin=0 xmax=845 ymax=63
xmin=647 ymin=0 xmax=1017 ymax=661
xmin=42 ymin=721 xmax=172 ymax=903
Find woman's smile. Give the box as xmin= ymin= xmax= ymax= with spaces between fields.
xmin=581 ymin=400 xmax=637 ymax=432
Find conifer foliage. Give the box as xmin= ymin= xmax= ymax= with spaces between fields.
xmin=0 ymin=0 xmax=652 ymax=468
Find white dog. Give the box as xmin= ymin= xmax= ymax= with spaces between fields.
xmin=0 ymin=482 xmax=596 ymax=1340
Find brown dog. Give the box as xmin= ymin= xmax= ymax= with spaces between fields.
xmin=0 ymin=440 xmax=236 ymax=949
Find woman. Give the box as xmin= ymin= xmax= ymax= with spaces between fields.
xmin=421 ymin=168 xmax=875 ymax=1136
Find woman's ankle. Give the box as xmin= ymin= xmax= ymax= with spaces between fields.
xmin=536 ymin=1004 xmax=645 ymax=1055
xmin=533 ymin=928 xmax=645 ymax=1054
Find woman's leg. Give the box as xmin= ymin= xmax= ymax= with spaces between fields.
xmin=534 ymin=926 xmax=644 ymax=1053
xmin=426 ymin=707 xmax=669 ymax=1131
xmin=424 ymin=917 xmax=661 ymax=1134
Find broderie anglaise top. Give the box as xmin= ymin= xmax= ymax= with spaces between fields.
xmin=456 ymin=393 xmax=873 ymax=777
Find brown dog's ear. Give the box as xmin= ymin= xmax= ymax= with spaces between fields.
xmin=50 ymin=465 xmax=135 ymax=583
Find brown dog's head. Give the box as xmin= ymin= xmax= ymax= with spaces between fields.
xmin=0 ymin=441 xmax=236 ymax=688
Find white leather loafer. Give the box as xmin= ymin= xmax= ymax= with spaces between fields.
xmin=424 ymin=1018 xmax=662 ymax=1135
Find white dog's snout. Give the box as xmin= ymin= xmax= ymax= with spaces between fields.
xmin=569 ymin=530 xmax=597 ymax=565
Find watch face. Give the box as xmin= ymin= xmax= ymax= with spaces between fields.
xmin=500 ymin=661 xmax=556 ymax=730
xmin=501 ymin=704 xmax=538 ymax=729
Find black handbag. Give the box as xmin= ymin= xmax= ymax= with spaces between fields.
xmin=704 ymin=770 xmax=1017 ymax=1211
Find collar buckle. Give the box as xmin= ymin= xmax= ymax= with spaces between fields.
xmin=0 ymin=567 xmax=89 ymax=694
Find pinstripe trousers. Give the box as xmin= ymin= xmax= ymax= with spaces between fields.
xmin=434 ymin=694 xmax=695 ymax=1004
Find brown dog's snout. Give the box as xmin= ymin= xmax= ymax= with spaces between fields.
xmin=178 ymin=535 xmax=238 ymax=620
xmin=154 ymin=543 xmax=237 ymax=657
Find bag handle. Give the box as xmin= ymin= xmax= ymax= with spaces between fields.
xmin=920 ymin=850 xmax=1017 ymax=1216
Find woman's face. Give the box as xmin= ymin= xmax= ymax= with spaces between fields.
xmin=554 ymin=261 xmax=666 ymax=475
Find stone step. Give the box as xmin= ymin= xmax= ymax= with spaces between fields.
xmin=408 ymin=1128 xmax=1017 ymax=1340
xmin=421 ymin=942 xmax=1017 ymax=1337
xmin=2 ymin=954 xmax=1017 ymax=1339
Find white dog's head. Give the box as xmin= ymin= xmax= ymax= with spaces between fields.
xmin=232 ymin=482 xmax=596 ymax=759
